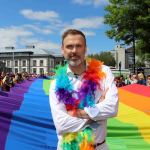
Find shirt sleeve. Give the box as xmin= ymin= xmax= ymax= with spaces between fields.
xmin=49 ymin=80 xmax=87 ymax=135
xmin=84 ymin=65 xmax=119 ymax=121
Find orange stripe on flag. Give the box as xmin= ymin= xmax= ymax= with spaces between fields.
xmin=118 ymin=88 xmax=150 ymax=116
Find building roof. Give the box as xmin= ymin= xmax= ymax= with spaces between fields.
xmin=0 ymin=47 xmax=62 ymax=57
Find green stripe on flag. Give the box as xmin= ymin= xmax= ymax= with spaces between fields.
xmin=107 ymin=118 xmax=150 ymax=150
xmin=43 ymin=79 xmax=52 ymax=95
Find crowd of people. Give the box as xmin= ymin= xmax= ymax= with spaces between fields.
xmin=0 ymin=71 xmax=55 ymax=92
xmin=1 ymin=70 xmax=149 ymax=92
xmin=0 ymin=72 xmax=32 ymax=92
xmin=115 ymin=72 xmax=150 ymax=87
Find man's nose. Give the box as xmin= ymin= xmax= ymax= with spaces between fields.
xmin=72 ymin=46 xmax=77 ymax=52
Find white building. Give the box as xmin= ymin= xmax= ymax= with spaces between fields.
xmin=114 ymin=45 xmax=126 ymax=70
xmin=109 ymin=45 xmax=134 ymax=70
xmin=0 ymin=47 xmax=63 ymax=74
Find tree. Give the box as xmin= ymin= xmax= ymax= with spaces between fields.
xmin=136 ymin=52 xmax=150 ymax=67
xmin=104 ymin=0 xmax=150 ymax=54
xmin=88 ymin=51 xmax=116 ymax=66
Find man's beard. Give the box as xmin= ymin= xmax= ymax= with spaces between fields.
xmin=67 ymin=59 xmax=82 ymax=67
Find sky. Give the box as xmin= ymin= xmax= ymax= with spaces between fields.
xmin=0 ymin=0 xmax=117 ymax=54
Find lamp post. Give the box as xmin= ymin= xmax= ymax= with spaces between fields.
xmin=119 ymin=61 xmax=121 ymax=76
xmin=12 ymin=46 xmax=15 ymax=73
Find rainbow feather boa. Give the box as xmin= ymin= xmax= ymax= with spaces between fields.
xmin=55 ymin=58 xmax=105 ymax=150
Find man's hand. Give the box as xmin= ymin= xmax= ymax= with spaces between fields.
xmin=68 ymin=109 xmax=90 ymax=119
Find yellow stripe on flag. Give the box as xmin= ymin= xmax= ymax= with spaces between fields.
xmin=116 ymin=102 xmax=150 ymax=144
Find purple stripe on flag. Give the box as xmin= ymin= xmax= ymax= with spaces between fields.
xmin=0 ymin=79 xmax=34 ymax=150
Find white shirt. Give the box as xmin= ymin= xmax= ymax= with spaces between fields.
xmin=49 ymin=65 xmax=118 ymax=149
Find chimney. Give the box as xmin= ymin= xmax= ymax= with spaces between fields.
xmin=26 ymin=45 xmax=35 ymax=49
xmin=5 ymin=46 xmax=15 ymax=49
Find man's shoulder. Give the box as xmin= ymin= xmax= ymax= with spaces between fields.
xmin=101 ymin=65 xmax=111 ymax=72
xmin=49 ymin=79 xmax=56 ymax=91
xmin=101 ymin=65 xmax=114 ymax=79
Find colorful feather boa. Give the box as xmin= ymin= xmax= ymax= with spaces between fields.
xmin=55 ymin=58 xmax=105 ymax=150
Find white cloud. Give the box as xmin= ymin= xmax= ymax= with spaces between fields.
xmin=73 ymin=0 xmax=92 ymax=5
xmin=72 ymin=0 xmax=109 ymax=7
xmin=0 ymin=26 xmax=33 ymax=48
xmin=62 ymin=16 xmax=104 ymax=36
xmin=0 ymin=14 xmax=103 ymax=50
xmin=72 ymin=17 xmax=104 ymax=28
xmin=0 ymin=25 xmax=60 ymax=50
xmin=83 ymin=31 xmax=95 ymax=36
xmin=20 ymin=9 xmax=59 ymax=21
xmin=23 ymin=24 xmax=52 ymax=35
xmin=20 ymin=38 xmax=60 ymax=50
xmin=93 ymin=0 xmax=109 ymax=6
xmin=36 ymin=41 xmax=60 ymax=50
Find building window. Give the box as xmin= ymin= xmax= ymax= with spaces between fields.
xmin=15 ymin=68 xmax=18 ymax=73
xmin=22 ymin=68 xmax=26 ymax=72
xmin=56 ymin=61 xmax=60 ymax=65
xmin=22 ymin=60 xmax=26 ymax=67
xmin=39 ymin=68 xmax=44 ymax=74
xmin=129 ymin=64 xmax=133 ymax=68
xmin=2 ymin=60 xmax=6 ymax=67
xmin=40 ymin=60 xmax=44 ymax=66
xmin=33 ymin=68 xmax=37 ymax=74
xmin=33 ymin=60 xmax=37 ymax=67
xmin=15 ymin=60 xmax=18 ymax=67
xmin=50 ymin=59 xmax=54 ymax=67
xmin=7 ymin=60 xmax=10 ymax=67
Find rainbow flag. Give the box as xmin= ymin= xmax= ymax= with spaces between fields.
xmin=0 ymin=79 xmax=150 ymax=150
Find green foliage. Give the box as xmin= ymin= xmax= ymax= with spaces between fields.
xmin=88 ymin=51 xmax=116 ymax=66
xmin=104 ymin=0 xmax=150 ymax=54
xmin=136 ymin=60 xmax=145 ymax=68
xmin=136 ymin=52 xmax=150 ymax=67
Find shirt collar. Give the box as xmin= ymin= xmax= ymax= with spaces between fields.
xmin=66 ymin=60 xmax=87 ymax=78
